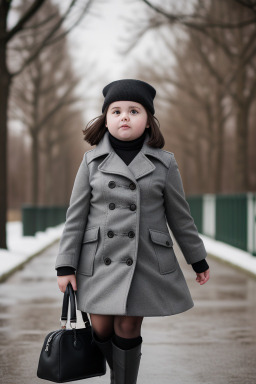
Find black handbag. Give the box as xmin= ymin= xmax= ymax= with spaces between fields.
xmin=37 ymin=283 xmax=106 ymax=382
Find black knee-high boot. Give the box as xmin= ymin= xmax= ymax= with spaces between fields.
xmin=112 ymin=335 xmax=143 ymax=384
xmin=91 ymin=328 xmax=115 ymax=384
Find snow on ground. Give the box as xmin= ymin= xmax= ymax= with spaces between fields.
xmin=0 ymin=222 xmax=256 ymax=281
xmin=200 ymin=234 xmax=256 ymax=276
xmin=0 ymin=222 xmax=64 ymax=280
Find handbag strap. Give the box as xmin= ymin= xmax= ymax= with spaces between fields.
xmin=61 ymin=283 xmax=90 ymax=328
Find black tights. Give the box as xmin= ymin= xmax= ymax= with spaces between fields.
xmin=89 ymin=313 xmax=144 ymax=350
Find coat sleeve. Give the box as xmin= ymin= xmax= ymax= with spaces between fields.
xmin=55 ymin=153 xmax=91 ymax=270
xmin=163 ymin=154 xmax=207 ymax=265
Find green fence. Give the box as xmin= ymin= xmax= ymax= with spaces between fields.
xmin=186 ymin=195 xmax=203 ymax=233
xmin=187 ymin=193 xmax=256 ymax=256
xmin=22 ymin=193 xmax=256 ymax=256
xmin=215 ymin=194 xmax=247 ymax=251
xmin=22 ymin=205 xmax=68 ymax=236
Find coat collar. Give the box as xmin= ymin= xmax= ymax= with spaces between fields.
xmin=87 ymin=130 xmax=169 ymax=182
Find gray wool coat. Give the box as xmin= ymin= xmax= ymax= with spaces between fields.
xmin=55 ymin=130 xmax=207 ymax=317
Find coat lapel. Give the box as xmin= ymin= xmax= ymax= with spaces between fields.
xmin=87 ymin=130 xmax=167 ymax=182
xmin=99 ymin=151 xmax=138 ymax=182
xmin=127 ymin=150 xmax=155 ymax=180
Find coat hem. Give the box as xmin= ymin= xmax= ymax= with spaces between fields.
xmin=78 ymin=301 xmax=194 ymax=317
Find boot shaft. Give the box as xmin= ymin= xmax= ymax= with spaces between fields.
xmin=112 ymin=340 xmax=142 ymax=384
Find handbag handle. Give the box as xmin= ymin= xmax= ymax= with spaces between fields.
xmin=60 ymin=283 xmax=90 ymax=328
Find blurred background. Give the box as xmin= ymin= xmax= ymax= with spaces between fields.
xmin=1 ymin=0 xmax=256 ymax=251
xmin=1 ymin=3 xmax=256 ymax=382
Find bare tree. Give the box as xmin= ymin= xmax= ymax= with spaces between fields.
xmin=8 ymin=129 xmax=30 ymax=213
xmin=139 ymin=0 xmax=256 ymax=192
xmin=11 ymin=12 xmax=82 ymax=205
xmin=142 ymin=0 xmax=256 ymax=30
xmin=0 ymin=0 xmax=93 ymax=249
xmin=123 ymin=0 xmax=256 ymax=193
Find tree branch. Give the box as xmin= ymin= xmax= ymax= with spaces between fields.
xmin=234 ymin=0 xmax=256 ymax=12
xmin=4 ymin=0 xmax=46 ymax=43
xmin=22 ymin=12 xmax=58 ymax=30
xmin=44 ymin=0 xmax=93 ymax=46
xmin=37 ymin=81 xmax=81 ymax=131
xmin=10 ymin=0 xmax=79 ymax=78
xmin=142 ymin=0 xmax=256 ymax=29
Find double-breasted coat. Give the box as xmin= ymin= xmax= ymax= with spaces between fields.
xmin=55 ymin=130 xmax=207 ymax=317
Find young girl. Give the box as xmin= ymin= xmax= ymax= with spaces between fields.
xmin=55 ymin=79 xmax=210 ymax=384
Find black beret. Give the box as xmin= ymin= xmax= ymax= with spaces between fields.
xmin=102 ymin=79 xmax=156 ymax=115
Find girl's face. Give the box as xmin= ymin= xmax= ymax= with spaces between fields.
xmin=105 ymin=100 xmax=149 ymax=141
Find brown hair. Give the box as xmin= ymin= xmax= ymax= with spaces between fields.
xmin=82 ymin=107 xmax=165 ymax=148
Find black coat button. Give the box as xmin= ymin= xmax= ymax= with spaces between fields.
xmin=129 ymin=182 xmax=136 ymax=190
xmin=107 ymin=231 xmax=114 ymax=238
xmin=166 ymin=241 xmax=170 ymax=246
xmin=108 ymin=181 xmax=116 ymax=189
xmin=130 ymin=204 xmax=136 ymax=211
xmin=104 ymin=258 xmax=111 ymax=265
xmin=128 ymin=231 xmax=135 ymax=238
xmin=109 ymin=203 xmax=116 ymax=210
xmin=126 ymin=258 xmax=133 ymax=266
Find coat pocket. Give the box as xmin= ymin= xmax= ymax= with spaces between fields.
xmin=149 ymin=228 xmax=177 ymax=274
xmin=77 ymin=226 xmax=100 ymax=276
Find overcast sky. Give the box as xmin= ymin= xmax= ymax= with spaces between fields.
xmin=9 ymin=0 xmax=192 ymax=126
xmin=64 ymin=0 xmax=197 ymax=122
xmin=66 ymin=0 xmax=161 ymax=121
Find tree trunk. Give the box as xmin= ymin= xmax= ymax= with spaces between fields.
xmin=236 ymin=102 xmax=249 ymax=191
xmin=205 ymin=105 xmax=214 ymax=193
xmin=45 ymin=137 xmax=53 ymax=205
xmin=195 ymin=133 xmax=204 ymax=192
xmin=215 ymin=87 xmax=224 ymax=193
xmin=0 ymin=41 xmax=11 ymax=249
xmin=235 ymin=27 xmax=248 ymax=192
xmin=31 ymin=131 xmax=39 ymax=205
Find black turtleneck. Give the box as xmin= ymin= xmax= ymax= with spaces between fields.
xmin=57 ymin=129 xmax=208 ymax=276
xmin=108 ymin=129 xmax=147 ymax=165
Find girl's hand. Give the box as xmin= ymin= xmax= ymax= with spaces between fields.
xmin=57 ymin=274 xmax=77 ymax=293
xmin=195 ymin=269 xmax=210 ymax=285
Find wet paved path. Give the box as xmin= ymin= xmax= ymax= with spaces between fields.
xmin=0 ymin=242 xmax=256 ymax=384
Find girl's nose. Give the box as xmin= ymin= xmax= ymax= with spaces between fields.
xmin=121 ymin=112 xmax=129 ymax=120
